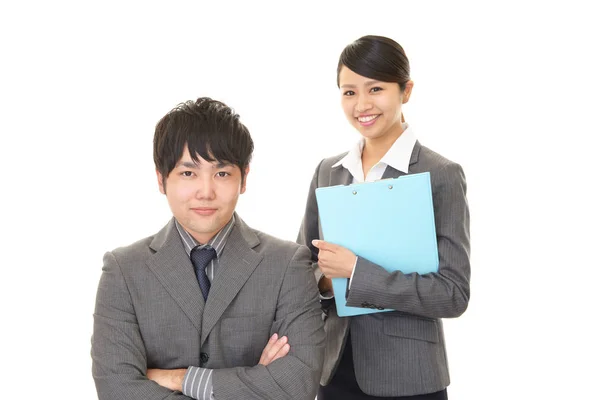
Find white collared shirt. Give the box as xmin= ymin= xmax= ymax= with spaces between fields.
xmin=333 ymin=123 xmax=416 ymax=181
xmin=333 ymin=123 xmax=417 ymax=286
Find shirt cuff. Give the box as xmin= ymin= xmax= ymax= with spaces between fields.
xmin=182 ymin=366 xmax=214 ymax=400
xmin=348 ymin=256 xmax=358 ymax=288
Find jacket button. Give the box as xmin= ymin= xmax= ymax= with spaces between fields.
xmin=200 ymin=353 xmax=209 ymax=363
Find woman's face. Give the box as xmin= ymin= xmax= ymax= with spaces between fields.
xmin=339 ymin=66 xmax=412 ymax=142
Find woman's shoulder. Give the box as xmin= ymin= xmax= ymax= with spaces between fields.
xmin=318 ymin=151 xmax=349 ymax=170
xmin=415 ymin=143 xmax=466 ymax=187
xmin=416 ymin=143 xmax=458 ymax=170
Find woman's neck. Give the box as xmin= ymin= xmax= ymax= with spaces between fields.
xmin=361 ymin=124 xmax=405 ymax=170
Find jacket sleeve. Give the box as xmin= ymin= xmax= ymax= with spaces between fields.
xmin=211 ymin=245 xmax=325 ymax=400
xmin=297 ymin=160 xmax=326 ymax=283
xmin=91 ymin=251 xmax=193 ymax=399
xmin=346 ymin=162 xmax=471 ymax=318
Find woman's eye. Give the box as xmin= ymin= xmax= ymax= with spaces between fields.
xmin=343 ymin=90 xmax=355 ymax=96
xmin=371 ymin=87 xmax=383 ymax=93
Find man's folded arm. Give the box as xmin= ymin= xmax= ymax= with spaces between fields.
xmin=91 ymin=251 xmax=192 ymax=400
xmin=212 ymin=246 xmax=325 ymax=400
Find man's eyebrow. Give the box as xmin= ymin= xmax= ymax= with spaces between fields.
xmin=214 ymin=162 xmax=234 ymax=169
xmin=175 ymin=161 xmax=234 ymax=169
xmin=175 ymin=161 xmax=200 ymax=169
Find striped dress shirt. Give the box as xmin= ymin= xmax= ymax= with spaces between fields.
xmin=174 ymin=216 xmax=236 ymax=400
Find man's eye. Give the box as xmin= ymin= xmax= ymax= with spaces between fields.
xmin=181 ymin=171 xmax=193 ymax=177
xmin=216 ymin=172 xmax=230 ymax=178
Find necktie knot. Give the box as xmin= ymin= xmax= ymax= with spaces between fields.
xmin=190 ymin=245 xmax=216 ymax=301
xmin=191 ymin=245 xmax=216 ymax=270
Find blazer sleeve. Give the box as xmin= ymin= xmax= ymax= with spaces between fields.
xmin=211 ymin=245 xmax=325 ymax=400
xmin=346 ymin=162 xmax=471 ymax=318
xmin=91 ymin=251 xmax=193 ymax=400
xmin=297 ymin=160 xmax=325 ymax=283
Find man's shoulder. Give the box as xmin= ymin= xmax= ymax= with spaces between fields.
xmin=249 ymin=227 xmax=310 ymax=262
xmin=111 ymin=235 xmax=154 ymax=256
xmin=104 ymin=235 xmax=155 ymax=270
xmin=254 ymin=228 xmax=305 ymax=252
xmin=106 ymin=221 xmax=171 ymax=265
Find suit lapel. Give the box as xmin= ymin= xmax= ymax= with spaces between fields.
xmin=330 ymin=164 xmax=353 ymax=186
xmin=146 ymin=220 xmax=205 ymax=333
xmin=381 ymin=165 xmax=404 ymax=179
xmin=201 ymin=217 xmax=263 ymax=345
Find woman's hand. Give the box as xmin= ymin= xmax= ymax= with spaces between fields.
xmin=312 ymin=240 xmax=356 ymax=279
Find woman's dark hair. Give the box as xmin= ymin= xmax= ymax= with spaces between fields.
xmin=337 ymin=35 xmax=411 ymax=91
xmin=153 ymin=97 xmax=253 ymax=187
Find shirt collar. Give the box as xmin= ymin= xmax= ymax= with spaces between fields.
xmin=332 ymin=123 xmax=416 ymax=174
xmin=380 ymin=124 xmax=416 ymax=173
xmin=174 ymin=215 xmax=236 ymax=258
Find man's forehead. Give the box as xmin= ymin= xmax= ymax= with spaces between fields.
xmin=177 ymin=147 xmax=236 ymax=168
xmin=176 ymin=159 xmax=233 ymax=168
xmin=177 ymin=153 xmax=233 ymax=167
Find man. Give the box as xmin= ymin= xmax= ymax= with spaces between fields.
xmin=91 ymin=97 xmax=325 ymax=399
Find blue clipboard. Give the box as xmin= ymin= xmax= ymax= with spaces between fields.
xmin=315 ymin=172 xmax=439 ymax=317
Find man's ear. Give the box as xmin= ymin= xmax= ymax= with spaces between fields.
xmin=240 ymin=166 xmax=250 ymax=194
xmin=156 ymin=170 xmax=166 ymax=194
xmin=402 ymin=80 xmax=414 ymax=104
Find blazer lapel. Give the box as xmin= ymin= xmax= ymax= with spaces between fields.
xmin=146 ymin=219 xmax=205 ymax=333
xmin=330 ymin=163 xmax=353 ymax=186
xmin=201 ymin=216 xmax=263 ymax=345
xmin=381 ymin=165 xmax=404 ymax=179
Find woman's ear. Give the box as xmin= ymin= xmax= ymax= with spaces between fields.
xmin=402 ymin=80 xmax=414 ymax=104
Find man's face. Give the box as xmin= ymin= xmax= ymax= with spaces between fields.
xmin=157 ymin=147 xmax=247 ymax=243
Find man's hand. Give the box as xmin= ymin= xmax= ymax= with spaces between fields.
xmin=147 ymin=368 xmax=186 ymax=392
xmin=312 ymin=240 xmax=356 ymax=279
xmin=146 ymin=334 xmax=289 ymax=391
xmin=259 ymin=333 xmax=290 ymax=366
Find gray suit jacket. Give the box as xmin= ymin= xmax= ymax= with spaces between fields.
xmin=92 ymin=214 xmax=325 ymax=400
xmin=297 ymin=141 xmax=470 ymax=397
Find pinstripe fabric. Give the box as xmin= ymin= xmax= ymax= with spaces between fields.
xmin=92 ymin=214 xmax=325 ymax=400
xmin=297 ymin=140 xmax=471 ymax=397
xmin=174 ymin=217 xmax=234 ymax=400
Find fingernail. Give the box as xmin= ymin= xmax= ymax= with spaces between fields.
xmin=312 ymin=239 xmax=319 ymax=246
xmin=271 ymin=333 xmax=278 ymax=340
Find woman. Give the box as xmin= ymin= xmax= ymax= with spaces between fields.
xmin=298 ymin=35 xmax=471 ymax=400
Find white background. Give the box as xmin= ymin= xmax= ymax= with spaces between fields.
xmin=1 ymin=1 xmax=598 ymax=398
